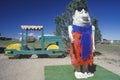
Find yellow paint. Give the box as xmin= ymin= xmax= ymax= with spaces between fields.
xmin=46 ymin=44 xmax=59 ymax=50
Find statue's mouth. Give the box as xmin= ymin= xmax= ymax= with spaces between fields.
xmin=82 ymin=17 xmax=89 ymax=21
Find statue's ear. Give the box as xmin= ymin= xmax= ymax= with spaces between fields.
xmin=75 ymin=10 xmax=79 ymax=15
xmin=73 ymin=10 xmax=79 ymax=18
xmin=75 ymin=10 xmax=79 ymax=14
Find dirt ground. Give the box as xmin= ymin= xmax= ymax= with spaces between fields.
xmin=94 ymin=50 xmax=120 ymax=76
xmin=0 ymin=54 xmax=71 ymax=80
xmin=0 ymin=52 xmax=120 ymax=80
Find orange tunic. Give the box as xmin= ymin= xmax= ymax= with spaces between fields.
xmin=70 ymin=32 xmax=93 ymax=67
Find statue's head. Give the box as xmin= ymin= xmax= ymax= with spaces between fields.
xmin=73 ymin=9 xmax=91 ymax=26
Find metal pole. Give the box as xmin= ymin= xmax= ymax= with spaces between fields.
xmin=21 ymin=29 xmax=24 ymax=50
xmin=26 ymin=30 xmax=28 ymax=46
xmin=41 ymin=28 xmax=44 ymax=51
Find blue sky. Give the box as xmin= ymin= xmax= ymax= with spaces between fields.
xmin=0 ymin=0 xmax=120 ymax=40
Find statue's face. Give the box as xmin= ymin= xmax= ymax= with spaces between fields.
xmin=73 ymin=9 xmax=91 ymax=26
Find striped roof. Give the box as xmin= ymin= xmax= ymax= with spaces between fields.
xmin=21 ymin=25 xmax=43 ymax=30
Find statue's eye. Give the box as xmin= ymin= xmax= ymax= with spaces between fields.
xmin=79 ymin=11 xmax=83 ymax=14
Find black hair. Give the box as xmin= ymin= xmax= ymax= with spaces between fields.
xmin=77 ymin=7 xmax=88 ymax=11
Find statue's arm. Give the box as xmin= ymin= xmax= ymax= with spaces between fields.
xmin=68 ymin=25 xmax=74 ymax=43
xmin=92 ymin=25 xmax=95 ymax=51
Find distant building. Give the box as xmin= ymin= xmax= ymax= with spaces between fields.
xmin=110 ymin=40 xmax=114 ymax=44
xmin=101 ymin=39 xmax=110 ymax=44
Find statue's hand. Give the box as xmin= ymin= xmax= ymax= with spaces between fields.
xmin=92 ymin=45 xmax=95 ymax=52
xmin=71 ymin=38 xmax=74 ymax=43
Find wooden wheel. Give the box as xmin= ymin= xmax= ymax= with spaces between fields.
xmin=46 ymin=44 xmax=59 ymax=50
xmin=5 ymin=43 xmax=21 ymax=59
